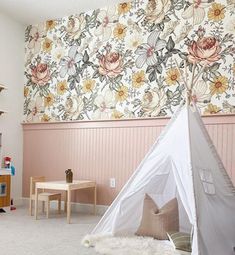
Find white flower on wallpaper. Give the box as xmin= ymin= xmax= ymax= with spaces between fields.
xmin=142 ymin=87 xmax=167 ymax=116
xmin=66 ymin=14 xmax=86 ymax=41
xmin=28 ymin=24 xmax=46 ymax=53
xmin=64 ymin=96 xmax=84 ymax=119
xmin=59 ymin=46 xmax=83 ymax=78
xmin=160 ymin=20 xmax=180 ymax=39
xmin=182 ymin=0 xmax=209 ymax=25
xmin=95 ymin=6 xmax=118 ymax=41
xmin=191 ymin=80 xmax=211 ymax=108
xmin=135 ymin=31 xmax=166 ymax=68
xmin=24 ymin=0 xmax=235 ymax=122
xmin=93 ymin=90 xmax=115 ymax=119
xmin=144 ymin=0 xmax=171 ymax=24
xmin=27 ymin=96 xmax=45 ymax=122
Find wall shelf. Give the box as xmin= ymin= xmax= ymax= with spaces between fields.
xmin=0 ymin=110 xmax=6 ymax=116
xmin=0 ymin=84 xmax=7 ymax=92
xmin=0 ymin=84 xmax=7 ymax=115
xmin=0 ymin=169 xmax=11 ymax=175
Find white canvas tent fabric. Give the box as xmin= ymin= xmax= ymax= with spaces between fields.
xmin=91 ymin=103 xmax=235 ymax=255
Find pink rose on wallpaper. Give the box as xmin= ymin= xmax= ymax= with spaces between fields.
xmin=99 ymin=52 xmax=123 ymax=77
xmin=188 ymin=37 xmax=221 ymax=65
xmin=31 ymin=63 xmax=50 ymax=85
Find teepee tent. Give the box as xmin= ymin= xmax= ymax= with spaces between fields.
xmin=91 ymin=64 xmax=235 ymax=255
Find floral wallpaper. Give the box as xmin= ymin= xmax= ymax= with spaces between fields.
xmin=24 ymin=0 xmax=235 ymax=122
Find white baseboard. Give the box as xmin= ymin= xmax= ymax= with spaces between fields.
xmin=20 ymin=197 xmax=108 ymax=215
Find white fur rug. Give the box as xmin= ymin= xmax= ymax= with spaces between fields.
xmin=82 ymin=235 xmax=183 ymax=255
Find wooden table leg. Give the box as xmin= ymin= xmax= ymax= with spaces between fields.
xmin=46 ymin=200 xmax=49 ymax=219
xmin=42 ymin=201 xmax=45 ymax=213
xmin=94 ymin=185 xmax=97 ymax=215
xmin=35 ymin=186 xmax=38 ymax=220
xmin=67 ymin=189 xmax=71 ymax=224
xmin=64 ymin=191 xmax=67 ymax=212
xmin=29 ymin=198 xmax=32 ymax=216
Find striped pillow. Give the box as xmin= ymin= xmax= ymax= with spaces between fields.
xmin=167 ymin=231 xmax=192 ymax=252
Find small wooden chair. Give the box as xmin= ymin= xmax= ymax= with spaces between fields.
xmin=29 ymin=176 xmax=61 ymax=218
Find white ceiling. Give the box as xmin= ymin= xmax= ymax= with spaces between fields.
xmin=0 ymin=0 xmax=125 ymax=25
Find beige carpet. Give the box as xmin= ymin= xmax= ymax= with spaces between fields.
xmin=0 ymin=204 xmax=101 ymax=255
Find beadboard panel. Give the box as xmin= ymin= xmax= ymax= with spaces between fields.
xmin=22 ymin=115 xmax=235 ymax=205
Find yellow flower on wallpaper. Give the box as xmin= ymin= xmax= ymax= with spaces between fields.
xmin=41 ymin=114 xmax=51 ymax=122
xmin=132 ymin=70 xmax=145 ymax=88
xmin=111 ymin=110 xmax=124 ymax=119
xmin=42 ymin=38 xmax=53 ymax=53
xmin=46 ymin=20 xmax=57 ymax=30
xmin=165 ymin=68 xmax=180 ymax=85
xmin=57 ymin=80 xmax=68 ymax=95
xmin=208 ymin=3 xmax=225 ymax=22
xmin=204 ymin=103 xmax=221 ymax=114
xmin=44 ymin=93 xmax=54 ymax=107
xmin=24 ymin=86 xmax=29 ymax=97
xmin=116 ymin=85 xmax=128 ymax=102
xmin=83 ymin=79 xmax=96 ymax=93
xmin=118 ymin=2 xmax=131 ymax=15
xmin=113 ymin=23 xmax=127 ymax=40
xmin=210 ymin=76 xmax=228 ymax=95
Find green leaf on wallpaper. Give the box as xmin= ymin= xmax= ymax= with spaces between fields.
xmin=157 ymin=22 xmax=164 ymax=31
xmin=69 ymin=80 xmax=76 ymax=90
xmin=138 ymin=109 xmax=144 ymax=117
xmin=83 ymin=97 xmax=89 ymax=105
xmin=159 ymin=109 xmax=167 ymax=116
xmin=74 ymin=76 xmax=80 ymax=85
xmin=172 ymin=99 xmax=181 ymax=106
xmin=166 ymin=36 xmax=175 ymax=51
xmin=99 ymin=75 xmax=105 ymax=82
xmin=25 ymin=26 xmax=31 ymax=42
xmin=171 ymin=49 xmax=181 ymax=54
xmin=179 ymin=52 xmax=188 ymax=60
xmin=166 ymin=89 xmax=173 ymax=99
xmin=155 ymin=65 xmax=163 ymax=74
xmin=179 ymin=60 xmax=184 ymax=68
xmin=210 ymin=71 xmax=221 ymax=79
xmin=93 ymin=70 xmax=100 ymax=78
xmin=83 ymin=51 xmax=89 ymax=63
xmin=115 ymin=75 xmax=123 ymax=83
xmin=133 ymin=99 xmax=141 ymax=107
xmin=85 ymin=10 xmax=99 ymax=28
xmin=146 ymin=66 xmax=154 ymax=73
xmin=210 ymin=63 xmax=221 ymax=72
xmin=149 ymin=71 xmax=157 ymax=82
xmin=174 ymin=2 xmax=185 ymax=10
xmin=202 ymin=72 xmax=208 ymax=82
xmin=163 ymin=15 xmax=171 ymax=22
xmin=188 ymin=63 xmax=193 ymax=72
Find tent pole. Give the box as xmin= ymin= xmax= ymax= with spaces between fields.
xmin=186 ymin=98 xmax=201 ymax=255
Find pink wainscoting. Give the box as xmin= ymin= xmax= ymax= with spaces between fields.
xmin=22 ymin=114 xmax=235 ymax=205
